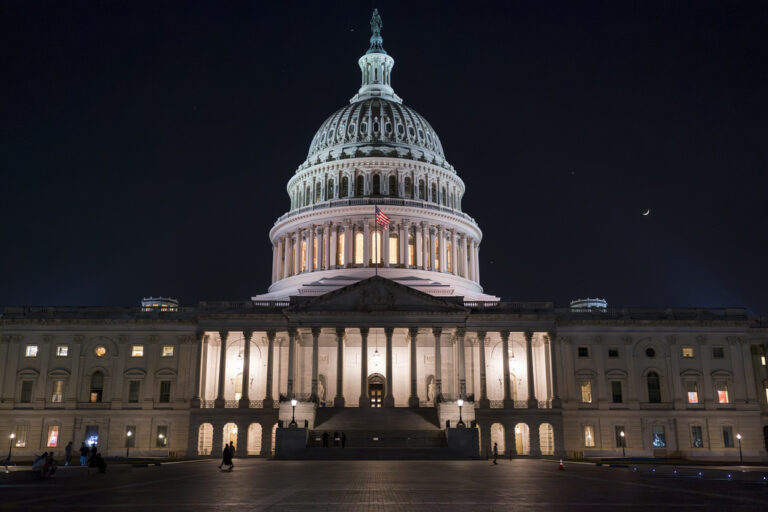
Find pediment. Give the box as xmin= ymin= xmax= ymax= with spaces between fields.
xmin=287 ymin=276 xmax=467 ymax=314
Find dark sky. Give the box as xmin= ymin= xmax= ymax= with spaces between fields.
xmin=1 ymin=0 xmax=767 ymax=312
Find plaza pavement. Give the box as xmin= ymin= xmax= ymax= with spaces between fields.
xmin=1 ymin=458 xmax=767 ymax=511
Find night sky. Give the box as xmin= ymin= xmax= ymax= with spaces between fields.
xmin=1 ymin=1 xmax=767 ymax=312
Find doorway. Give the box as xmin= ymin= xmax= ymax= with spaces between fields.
xmin=368 ymin=374 xmax=385 ymax=408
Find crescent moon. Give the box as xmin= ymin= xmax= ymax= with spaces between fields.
xmin=642 ymin=209 xmax=650 ymax=216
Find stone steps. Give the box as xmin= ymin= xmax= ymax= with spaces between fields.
xmin=308 ymin=429 xmax=446 ymax=448
xmin=293 ymin=447 xmax=475 ymax=460
xmin=313 ymin=407 xmax=440 ymax=431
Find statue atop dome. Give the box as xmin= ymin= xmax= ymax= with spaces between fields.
xmin=367 ymin=9 xmax=386 ymax=54
xmin=371 ymin=8 xmax=382 ymax=36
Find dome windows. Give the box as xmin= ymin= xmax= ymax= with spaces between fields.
xmin=408 ymin=126 xmax=415 ymax=138
xmin=397 ymin=124 xmax=404 ymax=136
xmin=360 ymin=122 xmax=368 ymax=135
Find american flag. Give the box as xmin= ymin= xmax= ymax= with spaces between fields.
xmin=375 ymin=206 xmax=391 ymax=229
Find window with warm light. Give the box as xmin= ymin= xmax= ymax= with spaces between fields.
xmin=132 ymin=345 xmax=144 ymax=357
xmin=686 ymin=381 xmax=699 ymax=404
xmin=161 ymin=345 xmax=174 ymax=357
xmin=56 ymin=345 xmax=69 ymax=357
xmin=90 ymin=371 xmax=104 ymax=403
xmin=580 ymin=381 xmax=592 ymax=403
xmin=583 ymin=425 xmax=595 ymax=447
xmin=51 ymin=379 xmax=64 ymax=403
xmin=46 ymin=425 xmax=59 ymax=447
xmin=337 ymin=232 xmax=344 ymax=266
xmin=94 ymin=346 xmax=106 ymax=358
xmin=434 ymin=237 xmax=440 ymax=269
xmin=408 ymin=234 xmax=415 ymax=266
xmin=312 ymin=237 xmax=318 ymax=270
xmin=25 ymin=345 xmax=38 ymax=357
xmin=156 ymin=426 xmax=168 ymax=447
xmin=300 ymin=241 xmax=307 ymax=271
xmin=371 ymin=231 xmax=382 ymax=264
xmin=761 ymin=355 xmax=766 ymax=366
xmin=446 ymin=241 xmax=452 ymax=272
xmin=354 ymin=232 xmax=364 ymax=264
xmin=715 ymin=381 xmax=729 ymax=403
xmin=681 ymin=346 xmax=694 ymax=358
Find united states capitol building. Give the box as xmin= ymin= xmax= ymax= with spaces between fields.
xmin=2 ymin=11 xmax=767 ymax=463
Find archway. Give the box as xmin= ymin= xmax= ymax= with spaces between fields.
xmin=222 ymin=422 xmax=238 ymax=451
xmin=491 ymin=423 xmax=505 ymax=455
xmin=514 ymin=423 xmax=530 ymax=455
xmin=368 ymin=374 xmax=385 ymax=408
xmin=247 ymin=423 xmax=262 ymax=455
xmin=197 ymin=423 xmax=213 ymax=456
xmin=539 ymin=423 xmax=554 ymax=455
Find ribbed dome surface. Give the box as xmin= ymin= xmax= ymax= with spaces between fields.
xmin=307 ymin=98 xmax=445 ymax=160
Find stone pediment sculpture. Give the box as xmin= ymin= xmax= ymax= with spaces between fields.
xmin=288 ymin=276 xmax=467 ymax=313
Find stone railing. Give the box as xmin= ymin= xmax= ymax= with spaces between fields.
xmin=556 ymin=306 xmax=749 ymax=321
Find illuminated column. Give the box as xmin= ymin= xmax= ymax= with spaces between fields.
xmin=363 ymin=221 xmax=371 ymax=266
xmin=451 ymin=230 xmax=458 ymax=275
xmin=344 ymin=220 xmax=353 ymax=267
xmin=433 ymin=327 xmax=443 ymax=401
xmin=421 ymin=222 xmax=428 ymax=269
xmin=477 ymin=331 xmax=489 ymax=408
xmin=263 ymin=330 xmax=275 ymax=408
xmin=322 ymin=223 xmax=330 ymax=269
xmin=191 ymin=330 xmax=205 ymax=408
xmin=525 ymin=331 xmax=537 ymax=408
xmin=292 ymin=232 xmax=300 ymax=276
xmin=214 ymin=330 xmax=228 ymax=408
xmin=547 ymin=331 xmax=561 ymax=408
xmin=382 ymin=224 xmax=390 ymax=267
xmin=314 ymin=226 xmax=323 ymax=271
xmin=467 ymin=238 xmax=475 ymax=281
xmin=408 ymin=327 xmax=419 ymax=407
xmin=359 ymin=327 xmax=369 ymax=407
xmin=276 ymin=237 xmax=284 ymax=280
xmin=271 ymin=243 xmax=277 ymax=283
xmin=304 ymin=228 xmax=312 ymax=272
xmin=287 ymin=328 xmax=297 ymax=398
xmin=329 ymin=224 xmax=337 ymax=269
xmin=399 ymin=220 xmax=408 ymax=267
xmin=310 ymin=327 xmax=320 ymax=402
xmin=239 ymin=330 xmax=252 ymax=408
xmin=456 ymin=328 xmax=467 ymax=398
xmin=334 ymin=328 xmax=345 ymax=407
xmin=282 ymin=236 xmax=291 ymax=279
xmin=461 ymin=234 xmax=469 ymax=278
xmin=437 ymin=226 xmax=446 ymax=272
xmin=474 ymin=241 xmax=481 ymax=283
xmin=429 ymin=226 xmax=436 ymax=270
xmin=383 ymin=327 xmax=395 ymax=407
xmin=501 ymin=331 xmax=513 ymax=408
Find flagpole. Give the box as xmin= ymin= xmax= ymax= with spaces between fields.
xmin=375 ymin=205 xmax=378 ymax=276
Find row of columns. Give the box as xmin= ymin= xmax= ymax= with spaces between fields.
xmin=271 ymin=221 xmax=480 ymax=284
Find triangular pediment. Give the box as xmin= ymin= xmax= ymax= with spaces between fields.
xmin=287 ymin=276 xmax=467 ymax=314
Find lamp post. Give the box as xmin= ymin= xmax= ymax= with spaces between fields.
xmin=289 ymin=398 xmax=298 ymax=428
xmin=457 ymin=399 xmax=465 ymax=428
xmin=6 ymin=433 xmax=15 ymax=466
xmin=736 ymin=433 xmax=743 ymax=464
xmin=620 ymin=430 xmax=626 ymax=457
xmin=126 ymin=430 xmax=132 ymax=458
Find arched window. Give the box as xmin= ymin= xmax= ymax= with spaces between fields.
xmin=327 ymin=179 xmax=334 ymax=199
xmin=341 ymin=177 xmax=349 ymax=197
xmin=354 ymin=232 xmax=364 ymax=264
xmin=431 ymin=183 xmax=438 ymax=203
xmin=372 ymin=174 xmax=380 ymax=195
xmin=418 ymin=180 xmax=425 ymax=200
xmin=355 ymin=175 xmax=364 ymax=196
xmin=389 ymin=175 xmax=397 ymax=197
xmin=647 ymin=372 xmax=661 ymax=403
xmin=90 ymin=371 xmax=104 ymax=403
xmin=315 ymin=182 xmax=322 ymax=202
xmin=404 ymin=177 xmax=413 ymax=198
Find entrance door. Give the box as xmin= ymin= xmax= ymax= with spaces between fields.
xmin=368 ymin=375 xmax=384 ymax=408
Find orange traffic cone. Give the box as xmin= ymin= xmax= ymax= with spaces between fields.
xmin=559 ymin=459 xmax=565 ymax=470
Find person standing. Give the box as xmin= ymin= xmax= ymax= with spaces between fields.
xmin=65 ymin=441 xmax=73 ymax=466
xmin=341 ymin=432 xmax=346 ymax=448
xmin=79 ymin=443 xmax=88 ymax=466
xmin=493 ymin=442 xmax=498 ymax=465
xmin=322 ymin=432 xmax=329 ymax=448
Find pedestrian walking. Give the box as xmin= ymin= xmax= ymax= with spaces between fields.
xmin=322 ymin=432 xmax=329 ymax=448
xmin=65 ymin=441 xmax=72 ymax=466
xmin=493 ymin=442 xmax=498 ymax=465
xmin=228 ymin=442 xmax=236 ymax=468
xmin=79 ymin=442 xmax=88 ymax=466
xmin=341 ymin=432 xmax=346 ymax=448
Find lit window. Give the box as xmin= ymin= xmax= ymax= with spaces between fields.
xmin=446 ymin=241 xmax=452 ymax=272
xmin=46 ymin=425 xmax=59 ymax=447
xmin=90 ymin=371 xmax=104 ymax=403
xmin=715 ymin=381 xmax=729 ymax=403
xmin=337 ymin=232 xmax=344 ymax=266
xmin=681 ymin=347 xmax=694 ymax=358
xmin=300 ymin=241 xmax=307 ymax=272
xmin=51 ymin=380 xmax=64 ymax=403
xmin=25 ymin=345 xmax=38 ymax=357
xmin=712 ymin=347 xmax=725 ymax=359
xmin=584 ymin=425 xmax=595 ymax=447
xmin=686 ymin=381 xmax=699 ymax=404
xmin=577 ymin=347 xmax=589 ymax=358
xmin=312 ymin=237 xmax=318 ymax=270
xmin=14 ymin=425 xmax=28 ymax=447
xmin=159 ymin=380 xmax=171 ymax=403
xmin=652 ymin=425 xmax=666 ymax=447
xmin=162 ymin=345 xmax=174 ymax=357
xmin=354 ymin=232 xmax=364 ymax=264
xmin=132 ymin=345 xmax=144 ymax=357
xmin=389 ymin=234 xmax=399 ymax=265
xmin=371 ymin=231 xmax=382 ymax=264
xmin=434 ymin=237 xmax=439 ymax=269
xmin=691 ymin=426 xmax=704 ymax=448
xmin=408 ymin=234 xmax=415 ymax=266
xmin=580 ymin=381 xmax=592 ymax=403
xmin=56 ymin=345 xmax=69 ymax=357
xmin=94 ymin=346 xmax=106 ymax=357
xmin=156 ymin=426 xmax=168 ymax=447
xmin=761 ymin=355 xmax=766 ymax=366
xmin=722 ymin=426 xmax=734 ymax=447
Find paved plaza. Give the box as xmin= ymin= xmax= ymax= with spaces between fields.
xmin=2 ymin=459 xmax=768 ymax=511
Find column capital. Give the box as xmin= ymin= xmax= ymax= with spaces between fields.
xmin=195 ymin=330 xmax=206 ymax=342
xmin=455 ymin=327 xmax=466 ymax=338
xmin=242 ymin=330 xmax=253 ymax=341
xmin=524 ymin=331 xmax=534 ymax=342
xmin=336 ymin=327 xmax=346 ymax=338
xmin=384 ymin=327 xmax=394 ymax=338
xmin=219 ymin=330 xmax=228 ymax=343
xmin=476 ymin=331 xmax=487 ymax=344
xmin=432 ymin=326 xmax=442 ymax=338
xmin=408 ymin=327 xmax=419 ymax=338
xmin=499 ymin=330 xmax=510 ymax=341
xmin=359 ymin=327 xmax=369 ymax=337
xmin=311 ymin=327 xmax=322 ymax=337
xmin=266 ymin=330 xmax=276 ymax=341
xmin=288 ymin=327 xmax=298 ymax=337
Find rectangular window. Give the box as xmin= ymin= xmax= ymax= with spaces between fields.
xmin=434 ymin=237 xmax=439 ymax=269
xmin=614 ymin=426 xmax=626 ymax=448
xmin=761 ymin=355 xmax=766 ymax=366
xmin=312 ymin=237 xmax=318 ymax=270
xmin=159 ymin=380 xmax=171 ymax=403
xmin=56 ymin=345 xmax=69 ymax=357
xmin=715 ymin=381 xmax=729 ymax=403
xmin=132 ymin=345 xmax=144 ymax=357
xmin=300 ymin=241 xmax=307 ymax=271
xmin=722 ymin=426 xmax=734 ymax=448
xmin=611 ymin=381 xmax=623 ymax=403
xmin=337 ymin=233 xmax=344 ymax=266
xmin=25 ymin=345 xmax=38 ymax=357
xmin=577 ymin=347 xmax=589 ymax=358
xmin=584 ymin=425 xmax=595 ymax=447
xmin=712 ymin=347 xmax=725 ymax=359
xmin=46 ymin=425 xmax=60 ymax=447
xmin=162 ymin=345 xmax=174 ymax=357
xmin=354 ymin=233 xmax=364 ymax=264
xmin=686 ymin=381 xmax=699 ymax=404
xmin=608 ymin=348 xmax=619 ymax=358
xmin=691 ymin=426 xmax=704 ymax=448
xmin=126 ymin=425 xmax=136 ymax=447
xmin=580 ymin=381 xmax=592 ymax=403
xmin=14 ymin=425 xmax=29 ymax=447
xmin=371 ymin=232 xmax=382 ymax=264
xmin=128 ymin=380 xmax=141 ymax=403
xmin=389 ymin=235 xmax=399 ymax=265
xmin=85 ymin=425 xmax=99 ymax=447
xmin=156 ymin=426 xmax=168 ymax=447
xmin=408 ymin=236 xmax=415 ymax=266
xmin=446 ymin=241 xmax=452 ymax=272
xmin=681 ymin=347 xmax=695 ymax=358
xmin=20 ymin=380 xmax=33 ymax=403
xmin=51 ymin=379 xmax=64 ymax=403
xmin=652 ymin=425 xmax=666 ymax=448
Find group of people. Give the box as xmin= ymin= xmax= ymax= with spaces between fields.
xmin=32 ymin=451 xmax=58 ymax=476
xmin=77 ymin=442 xmax=107 ymax=473
xmin=218 ymin=441 xmax=235 ymax=471
xmin=320 ymin=431 xmax=346 ymax=448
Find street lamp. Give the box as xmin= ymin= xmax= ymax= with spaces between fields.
xmin=5 ymin=433 xmax=15 ymax=466
xmin=289 ymin=398 xmax=298 ymax=428
xmin=456 ymin=399 xmax=465 ymax=428
xmin=736 ymin=433 xmax=743 ymax=465
xmin=126 ymin=430 xmax=132 ymax=458
xmin=620 ymin=430 xmax=626 ymax=457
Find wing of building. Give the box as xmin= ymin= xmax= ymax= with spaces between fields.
xmin=1 ymin=11 xmax=767 ymax=462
